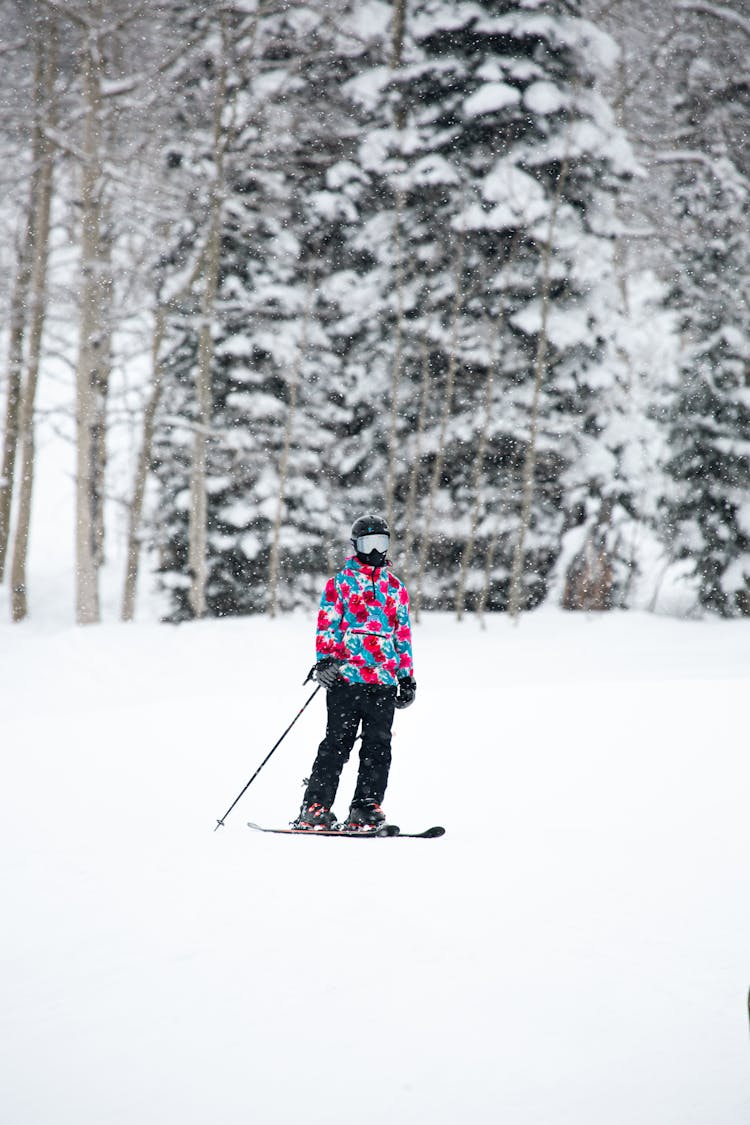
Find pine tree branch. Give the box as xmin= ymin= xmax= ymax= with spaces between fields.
xmin=676 ymin=1 xmax=750 ymax=38
xmin=0 ymin=38 xmax=28 ymax=57
xmin=651 ymin=150 xmax=737 ymax=184
xmin=37 ymin=1 xmax=90 ymax=30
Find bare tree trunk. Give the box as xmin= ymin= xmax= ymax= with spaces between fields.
xmin=476 ymin=514 xmax=500 ymax=628
xmin=384 ymin=0 xmax=409 ymax=526
xmin=384 ymin=188 xmax=405 ymax=531
xmin=454 ymin=321 xmax=497 ymax=620
xmin=267 ymin=294 xmax=312 ymax=618
xmin=120 ymin=308 xmax=166 ymax=622
xmin=0 ymin=43 xmax=47 ymax=583
xmin=412 ymin=234 xmax=466 ymax=621
xmin=188 ymin=15 xmax=227 ymax=620
xmin=0 ymin=237 xmax=34 ymax=585
xmin=266 ymin=369 xmax=299 ymax=618
xmin=91 ymin=207 xmax=113 ymax=572
xmin=75 ymin=2 xmax=108 ymax=625
xmin=10 ymin=25 xmax=56 ymax=621
xmin=507 ymin=159 xmax=569 ymax=620
xmin=400 ymin=335 xmax=431 ymax=585
xmin=390 ymin=0 xmax=407 ymax=68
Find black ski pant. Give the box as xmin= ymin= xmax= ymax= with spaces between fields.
xmin=303 ymin=683 xmax=397 ymax=813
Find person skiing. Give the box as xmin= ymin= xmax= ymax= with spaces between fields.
xmin=293 ymin=514 xmax=416 ymax=831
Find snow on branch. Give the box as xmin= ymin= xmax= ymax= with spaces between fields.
xmin=0 ymin=38 xmax=28 ymax=57
xmin=676 ymin=1 xmax=750 ymax=38
xmin=652 ymin=150 xmax=729 ymax=177
xmin=37 ymin=0 xmax=91 ymax=29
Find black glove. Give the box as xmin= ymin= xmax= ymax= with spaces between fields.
xmin=312 ymin=656 xmax=344 ymax=690
xmin=395 ymin=675 xmax=416 ymax=709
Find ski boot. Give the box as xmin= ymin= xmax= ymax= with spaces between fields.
xmin=292 ymin=802 xmax=337 ymax=831
xmin=342 ymin=799 xmax=386 ymax=833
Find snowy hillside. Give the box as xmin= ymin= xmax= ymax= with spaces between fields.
xmin=3 ymin=609 xmax=750 ymax=1124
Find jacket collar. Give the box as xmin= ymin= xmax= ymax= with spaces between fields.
xmin=344 ymin=554 xmax=389 ymax=579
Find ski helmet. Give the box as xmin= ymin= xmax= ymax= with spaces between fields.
xmin=350 ymin=514 xmax=390 ymax=566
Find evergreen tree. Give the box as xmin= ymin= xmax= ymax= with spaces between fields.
xmin=663 ymin=24 xmax=750 ymax=616
xmin=152 ymin=0 xmax=636 ymax=620
xmin=345 ymin=0 xmax=635 ymax=613
xmin=152 ymin=2 xmax=387 ymax=618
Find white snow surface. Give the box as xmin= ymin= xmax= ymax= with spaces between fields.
xmin=3 ymin=608 xmax=750 ymax=1125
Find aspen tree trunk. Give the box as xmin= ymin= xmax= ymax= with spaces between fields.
xmin=412 ymin=235 xmax=466 ymax=621
xmin=0 ymin=237 xmax=35 ymax=585
xmin=400 ymin=336 xmax=431 ymax=585
xmin=476 ymin=517 xmax=499 ymax=628
xmin=75 ymin=2 xmax=109 ymax=624
xmin=384 ymin=188 xmax=405 ymax=531
xmin=384 ymin=1 xmax=408 ymax=526
xmin=267 ymin=296 xmax=312 ymax=618
xmin=507 ymin=160 xmax=569 ymax=620
xmin=0 ymin=44 xmax=47 ymax=582
xmin=10 ymin=25 xmax=56 ymax=621
xmin=266 ymin=367 xmax=299 ymax=618
xmin=390 ymin=0 xmax=407 ymax=68
xmin=454 ymin=321 xmax=497 ymax=620
xmin=120 ymin=308 xmax=166 ymax=622
xmin=121 ymin=230 xmax=213 ymax=622
xmin=188 ymin=16 xmax=227 ymax=620
xmin=91 ymin=208 xmax=113 ymax=572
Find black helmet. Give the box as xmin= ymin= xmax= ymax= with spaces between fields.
xmin=350 ymin=514 xmax=390 ymax=566
xmin=351 ymin=514 xmax=389 ymax=541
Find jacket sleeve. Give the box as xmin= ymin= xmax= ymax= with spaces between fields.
xmin=394 ymin=583 xmax=414 ymax=678
xmin=316 ymin=576 xmax=346 ymax=661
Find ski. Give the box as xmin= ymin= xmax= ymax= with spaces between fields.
xmin=247 ymin=821 xmax=445 ymax=839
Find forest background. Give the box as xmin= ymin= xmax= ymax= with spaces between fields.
xmin=2 ymin=0 xmax=750 ymax=628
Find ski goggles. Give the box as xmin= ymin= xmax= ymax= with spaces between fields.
xmin=354 ymin=533 xmax=390 ymax=555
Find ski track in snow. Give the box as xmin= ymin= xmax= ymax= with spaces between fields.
xmin=2 ymin=610 xmax=750 ymax=1124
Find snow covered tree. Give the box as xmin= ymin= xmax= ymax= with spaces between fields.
xmin=345 ymin=0 xmax=635 ymax=614
xmin=662 ymin=14 xmax=750 ymax=615
xmin=557 ymin=267 xmax=676 ymax=611
xmin=152 ymin=2 xmax=389 ymax=619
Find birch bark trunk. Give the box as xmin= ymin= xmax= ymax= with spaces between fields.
xmin=75 ymin=1 xmax=109 ymax=624
xmin=120 ymin=308 xmax=166 ymax=622
xmin=187 ymin=15 xmax=227 ymax=619
xmin=10 ymin=24 xmax=56 ymax=621
xmin=0 ymin=41 xmax=46 ymax=582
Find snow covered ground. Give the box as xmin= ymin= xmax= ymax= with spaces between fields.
xmin=3 ymin=604 xmax=750 ymax=1125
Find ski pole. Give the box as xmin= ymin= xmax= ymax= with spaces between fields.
xmin=214 ymin=683 xmax=322 ymax=830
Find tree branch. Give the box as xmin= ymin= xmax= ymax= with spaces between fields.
xmin=37 ymin=0 xmax=90 ymax=29
xmin=676 ymin=1 xmax=750 ymax=38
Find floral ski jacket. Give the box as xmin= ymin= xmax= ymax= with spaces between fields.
xmin=315 ymin=556 xmax=414 ymax=687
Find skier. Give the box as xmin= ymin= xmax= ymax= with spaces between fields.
xmin=293 ymin=514 xmax=417 ymax=831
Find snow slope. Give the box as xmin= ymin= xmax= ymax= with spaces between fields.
xmin=3 ymin=609 xmax=750 ymax=1123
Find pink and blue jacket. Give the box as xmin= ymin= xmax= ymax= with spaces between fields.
xmin=316 ymin=556 xmax=414 ymax=687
